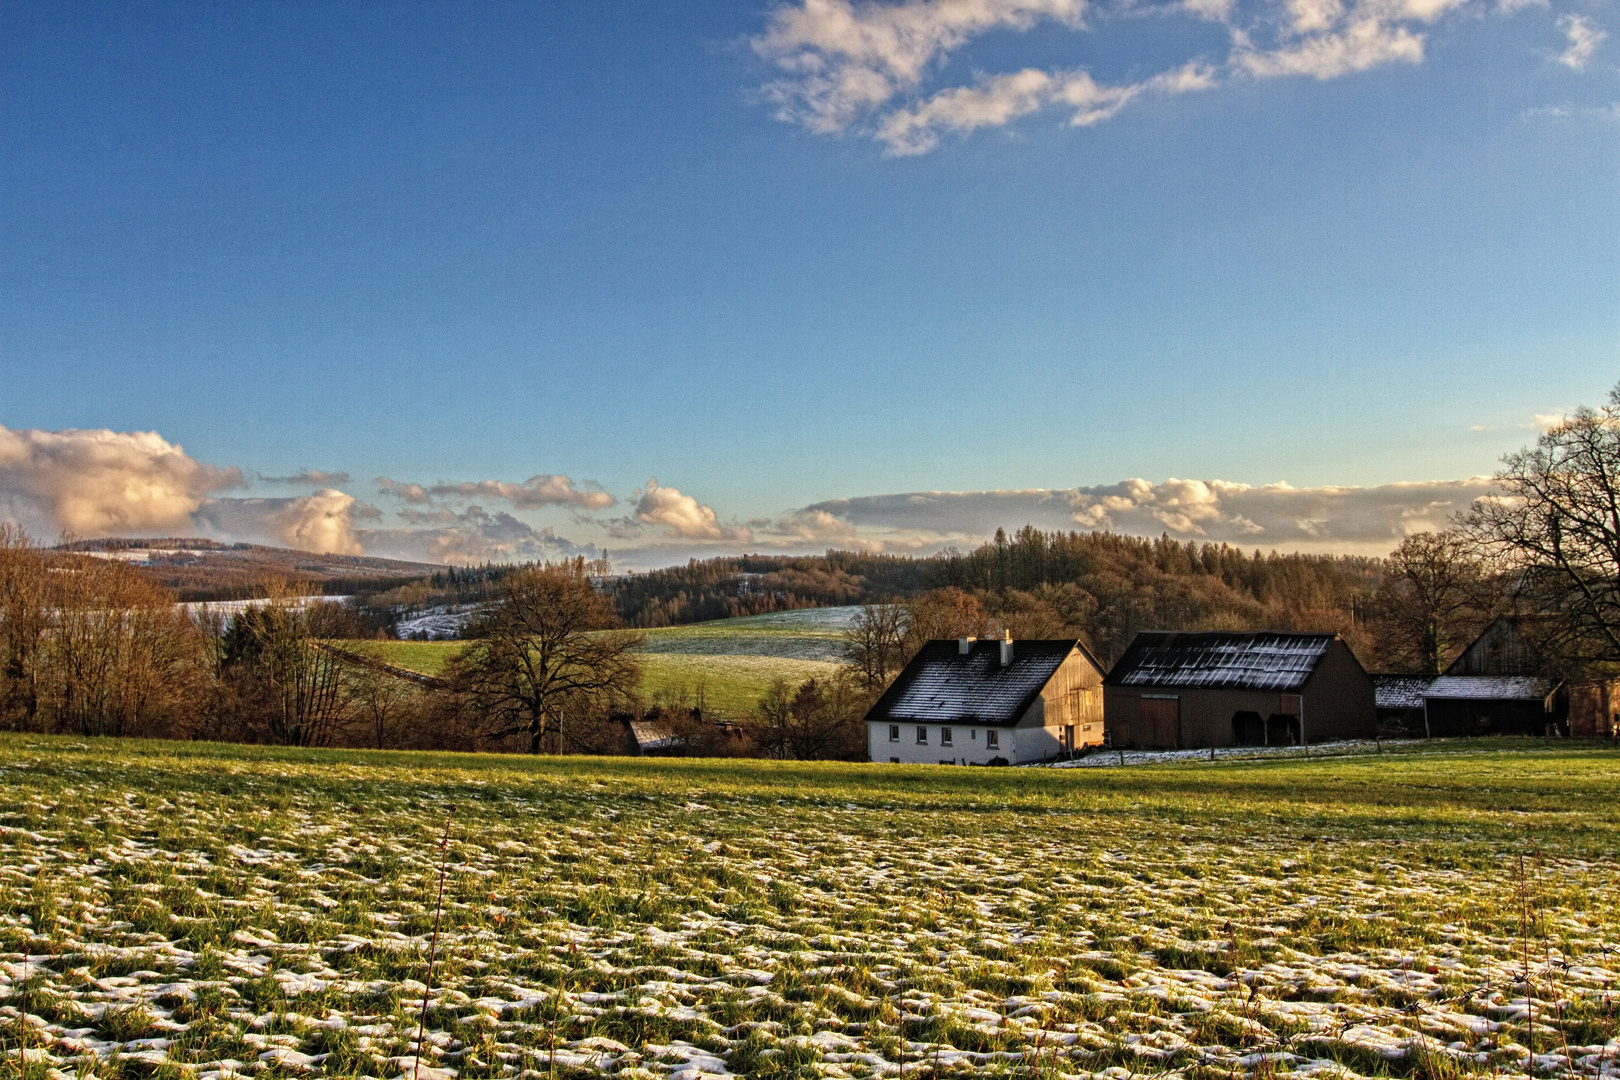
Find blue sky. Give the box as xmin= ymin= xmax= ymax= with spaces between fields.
xmin=2 ymin=0 xmax=1616 ymax=566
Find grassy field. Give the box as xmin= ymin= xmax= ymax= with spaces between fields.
xmin=1 ymin=735 xmax=1616 ymax=1080
xmin=342 ymin=607 xmax=857 ymax=718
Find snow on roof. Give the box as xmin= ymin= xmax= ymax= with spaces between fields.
xmin=629 ymin=720 xmax=682 ymax=751
xmin=1107 ymin=632 xmax=1337 ymax=692
xmin=1373 ymin=675 xmax=1433 ymax=710
xmin=865 ymin=639 xmax=1084 ymax=726
xmin=1423 ymin=675 xmax=1554 ymax=702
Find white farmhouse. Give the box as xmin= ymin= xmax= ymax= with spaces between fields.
xmin=864 ymin=633 xmax=1106 ymax=765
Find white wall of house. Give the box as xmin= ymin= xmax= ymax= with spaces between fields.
xmin=868 ymin=699 xmax=1088 ymax=765
xmin=867 ymin=719 xmax=1019 ymax=765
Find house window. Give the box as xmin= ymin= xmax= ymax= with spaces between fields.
xmin=888 ymin=724 xmax=900 ymax=742
xmin=971 ymin=729 xmax=978 ymax=740
xmin=890 ymin=757 xmax=900 ymax=763
xmin=916 ymin=726 xmax=928 ymax=745
xmin=941 ymin=727 xmax=953 ymax=746
xmin=986 ymin=730 xmax=999 ymax=749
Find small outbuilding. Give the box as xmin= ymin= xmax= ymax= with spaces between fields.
xmin=1421 ymin=619 xmax=1560 ymax=736
xmin=1373 ymin=674 xmax=1433 ymax=737
xmin=1104 ymin=631 xmax=1376 ymax=749
xmin=865 ymin=633 xmax=1106 ymax=765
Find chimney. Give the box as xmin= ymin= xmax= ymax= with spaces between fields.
xmin=999 ymin=629 xmax=1014 ymax=666
xmin=958 ymin=636 xmax=975 ymax=655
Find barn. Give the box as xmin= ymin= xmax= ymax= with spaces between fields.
xmin=1421 ymin=619 xmax=1559 ymax=736
xmin=1104 ymin=631 xmax=1376 ymax=749
xmin=864 ymin=633 xmax=1106 ymax=765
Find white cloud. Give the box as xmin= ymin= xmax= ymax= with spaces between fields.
xmin=630 ymin=479 xmax=750 ymax=541
xmin=756 ymin=0 xmax=1508 ymax=151
xmin=430 ymin=475 xmax=616 ymax=510
xmin=1520 ymin=99 xmax=1620 ymax=121
xmin=1556 ymin=13 xmax=1606 ymax=68
xmin=257 ymin=468 xmax=350 ymax=486
xmin=193 ymin=490 xmax=364 ymax=555
xmin=1234 ymin=19 xmax=1426 ymax=78
xmin=0 ymin=425 xmax=242 ymax=538
xmin=875 ymin=63 xmax=1213 ymax=154
xmin=755 ymin=0 xmax=1086 ymax=133
xmin=376 ymin=473 xmax=616 ymax=510
xmin=376 ymin=476 xmax=433 ymax=504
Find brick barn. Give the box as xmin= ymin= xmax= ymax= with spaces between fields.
xmin=1104 ymin=631 xmax=1376 ymax=749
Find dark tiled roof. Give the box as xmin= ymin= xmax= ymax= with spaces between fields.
xmin=1106 ymin=632 xmax=1337 ymax=692
xmin=864 ymin=639 xmax=1087 ymax=726
xmin=1373 ymin=674 xmax=1433 ymax=710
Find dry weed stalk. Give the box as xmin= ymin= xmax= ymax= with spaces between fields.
xmin=414 ymin=805 xmax=456 ymax=1080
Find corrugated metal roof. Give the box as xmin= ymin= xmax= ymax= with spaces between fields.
xmin=865 ymin=639 xmax=1084 ymax=726
xmin=1423 ymin=675 xmax=1554 ymax=702
xmin=1106 ymin=632 xmax=1336 ymax=691
xmin=1374 ymin=675 xmax=1433 ymax=710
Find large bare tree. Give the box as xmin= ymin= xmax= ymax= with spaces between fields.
xmin=1370 ymin=531 xmax=1491 ymax=674
xmin=1467 ymin=384 xmax=1620 ymax=674
xmin=841 ymin=588 xmax=993 ymax=695
xmin=453 ymin=562 xmax=642 ymax=754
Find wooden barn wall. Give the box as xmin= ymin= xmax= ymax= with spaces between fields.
xmin=1450 ymin=621 xmax=1538 ymax=676
xmin=1025 ymin=648 xmax=1106 ymax=748
xmin=1103 ymin=640 xmax=1375 ymax=749
xmin=1298 ymin=640 xmax=1378 ymax=742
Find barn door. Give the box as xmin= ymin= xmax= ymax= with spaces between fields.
xmin=1140 ymin=697 xmax=1180 ymax=749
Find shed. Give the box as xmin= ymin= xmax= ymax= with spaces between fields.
xmin=864 ymin=634 xmax=1105 ymax=765
xmin=1104 ymin=631 xmax=1375 ymax=749
xmin=1421 ymin=619 xmax=1562 ymax=736
xmin=1373 ymin=674 xmax=1433 ymax=737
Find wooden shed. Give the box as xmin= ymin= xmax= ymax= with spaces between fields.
xmin=1421 ymin=619 xmax=1561 ymax=736
xmin=1104 ymin=631 xmax=1375 ymax=749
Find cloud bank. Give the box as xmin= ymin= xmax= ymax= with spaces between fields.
xmin=753 ymin=0 xmax=1570 ymax=153
xmin=0 ymin=425 xmax=242 ymax=537
xmin=359 ymin=507 xmax=598 ymax=565
xmin=1 ymin=425 xmax=1503 ymax=567
xmin=793 ymin=476 xmax=1497 ymax=555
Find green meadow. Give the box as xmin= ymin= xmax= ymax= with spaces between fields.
xmin=345 ymin=606 xmax=855 ymax=717
xmin=0 ymin=735 xmax=1616 ymax=1079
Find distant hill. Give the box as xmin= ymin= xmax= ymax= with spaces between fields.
xmin=59 ymin=538 xmax=444 ymax=602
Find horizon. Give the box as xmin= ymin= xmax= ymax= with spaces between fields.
xmin=3 ymin=2 xmax=1615 ymax=569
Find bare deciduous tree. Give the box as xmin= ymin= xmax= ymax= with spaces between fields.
xmin=348 ymin=665 xmax=415 ymax=750
xmin=1467 ymin=385 xmax=1620 ymax=675
xmin=842 ymin=603 xmax=907 ymax=694
xmin=1370 ymin=531 xmax=1491 ymax=674
xmin=842 ymin=588 xmax=994 ymax=696
xmin=754 ymin=673 xmax=866 ymax=760
xmin=0 ymin=525 xmax=48 ymax=730
xmin=2 ymin=528 xmax=207 ymax=737
xmin=451 ymin=561 xmax=643 ymax=754
xmin=220 ymin=588 xmax=353 ymax=747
